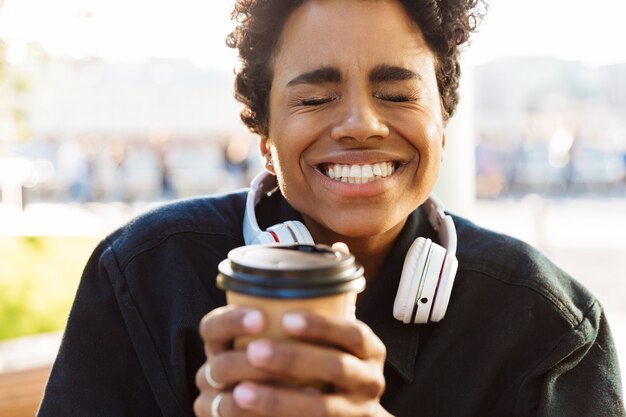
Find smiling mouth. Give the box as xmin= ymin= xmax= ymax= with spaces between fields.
xmin=318 ymin=162 xmax=400 ymax=184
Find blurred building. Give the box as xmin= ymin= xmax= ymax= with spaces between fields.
xmin=0 ymin=49 xmax=260 ymax=205
xmin=474 ymin=56 xmax=626 ymax=198
xmin=17 ymin=54 xmax=242 ymax=137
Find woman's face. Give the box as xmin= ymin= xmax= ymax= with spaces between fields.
xmin=264 ymin=0 xmax=445 ymax=241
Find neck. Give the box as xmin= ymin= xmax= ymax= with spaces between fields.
xmin=343 ymin=235 xmax=398 ymax=282
xmin=305 ymin=219 xmax=407 ymax=283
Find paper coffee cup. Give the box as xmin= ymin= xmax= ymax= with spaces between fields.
xmin=216 ymin=243 xmax=366 ymax=388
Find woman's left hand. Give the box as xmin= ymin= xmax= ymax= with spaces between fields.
xmin=231 ymin=311 xmax=392 ymax=417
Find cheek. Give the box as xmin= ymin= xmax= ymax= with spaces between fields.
xmin=407 ymin=118 xmax=444 ymax=193
xmin=399 ymin=115 xmax=444 ymax=162
xmin=268 ymin=142 xmax=305 ymax=201
xmin=422 ymin=125 xmax=444 ymax=166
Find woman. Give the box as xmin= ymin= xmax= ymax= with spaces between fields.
xmin=39 ymin=1 xmax=625 ymax=416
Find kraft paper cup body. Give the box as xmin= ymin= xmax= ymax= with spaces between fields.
xmin=226 ymin=290 xmax=358 ymax=348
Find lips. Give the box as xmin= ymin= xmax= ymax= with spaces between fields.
xmin=318 ymin=161 xmax=399 ymax=184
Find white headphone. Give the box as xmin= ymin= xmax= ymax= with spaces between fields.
xmin=243 ymin=170 xmax=459 ymax=324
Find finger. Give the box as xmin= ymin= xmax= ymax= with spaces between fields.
xmin=245 ymin=339 xmax=385 ymax=397
xmin=282 ymin=312 xmax=386 ymax=361
xmin=195 ymin=362 xmax=228 ymax=392
xmin=193 ymin=390 xmax=260 ymax=417
xmin=192 ymin=390 xmax=222 ymax=417
xmin=331 ymin=241 xmax=350 ymax=254
xmin=233 ymin=382 xmax=378 ymax=417
xmin=198 ymin=305 xmax=265 ymax=355
xmin=195 ymin=363 xmax=211 ymax=391
xmin=196 ymin=351 xmax=289 ymax=390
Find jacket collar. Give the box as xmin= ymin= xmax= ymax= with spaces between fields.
xmin=257 ymin=191 xmax=435 ymax=383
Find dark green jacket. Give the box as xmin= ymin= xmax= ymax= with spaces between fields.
xmin=39 ymin=191 xmax=625 ymax=416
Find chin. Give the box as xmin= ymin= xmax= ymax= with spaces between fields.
xmin=325 ymin=218 xmax=397 ymax=240
xmin=301 ymin=204 xmax=409 ymax=241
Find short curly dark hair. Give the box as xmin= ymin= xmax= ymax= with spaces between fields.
xmin=227 ymin=0 xmax=487 ymax=137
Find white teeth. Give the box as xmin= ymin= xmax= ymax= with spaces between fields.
xmin=323 ymin=162 xmax=397 ymax=183
xmin=362 ymin=164 xmax=373 ymax=178
xmin=372 ymin=163 xmax=382 ymax=176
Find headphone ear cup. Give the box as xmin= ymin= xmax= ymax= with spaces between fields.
xmin=266 ymin=221 xmax=314 ymax=244
xmin=429 ymin=254 xmax=458 ymax=322
xmin=393 ymin=238 xmax=431 ymax=324
xmin=251 ymin=231 xmax=280 ymax=244
xmin=412 ymin=243 xmax=446 ymax=324
xmin=267 ymin=223 xmax=296 ymax=244
xmin=284 ymin=221 xmax=314 ymax=244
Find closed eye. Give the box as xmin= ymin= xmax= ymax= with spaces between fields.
xmin=292 ymin=95 xmax=338 ymax=106
xmin=302 ymin=97 xmax=333 ymax=106
xmin=374 ymin=91 xmax=419 ymax=103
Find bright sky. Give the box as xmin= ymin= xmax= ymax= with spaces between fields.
xmin=1 ymin=0 xmax=625 ymax=69
xmin=470 ymin=0 xmax=626 ymax=67
xmin=0 ymin=0 xmax=237 ymax=68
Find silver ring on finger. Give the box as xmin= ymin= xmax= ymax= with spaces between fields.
xmin=205 ymin=362 xmax=226 ymax=390
xmin=211 ymin=392 xmax=225 ymax=417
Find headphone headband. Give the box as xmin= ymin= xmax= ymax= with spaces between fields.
xmin=421 ymin=193 xmax=457 ymax=259
xmin=243 ymin=171 xmax=278 ymax=245
xmin=244 ymin=171 xmax=314 ymax=245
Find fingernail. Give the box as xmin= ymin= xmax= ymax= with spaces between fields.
xmin=247 ymin=340 xmax=272 ymax=362
xmin=331 ymin=241 xmax=350 ymax=254
xmin=233 ymin=383 xmax=256 ymax=407
xmin=282 ymin=313 xmax=307 ymax=333
xmin=242 ymin=310 xmax=263 ymax=331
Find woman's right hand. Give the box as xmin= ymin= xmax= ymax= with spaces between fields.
xmin=193 ymin=305 xmax=268 ymax=417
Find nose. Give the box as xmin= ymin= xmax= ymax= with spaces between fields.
xmin=330 ymin=92 xmax=389 ymax=142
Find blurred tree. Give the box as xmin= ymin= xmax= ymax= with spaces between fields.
xmin=0 ymin=36 xmax=33 ymax=144
xmin=0 ymin=39 xmax=9 ymax=151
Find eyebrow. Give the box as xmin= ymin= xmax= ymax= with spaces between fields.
xmin=287 ymin=67 xmax=341 ymax=86
xmin=369 ymin=64 xmax=421 ymax=83
xmin=285 ymin=64 xmax=420 ymax=87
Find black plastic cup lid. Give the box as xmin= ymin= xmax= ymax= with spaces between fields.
xmin=217 ymin=244 xmax=365 ymax=299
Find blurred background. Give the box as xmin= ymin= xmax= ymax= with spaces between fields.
xmin=0 ymin=0 xmax=625 ymax=414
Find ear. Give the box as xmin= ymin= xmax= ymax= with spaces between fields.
xmin=259 ymin=136 xmax=275 ymax=174
xmin=440 ymin=131 xmax=447 ymax=163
